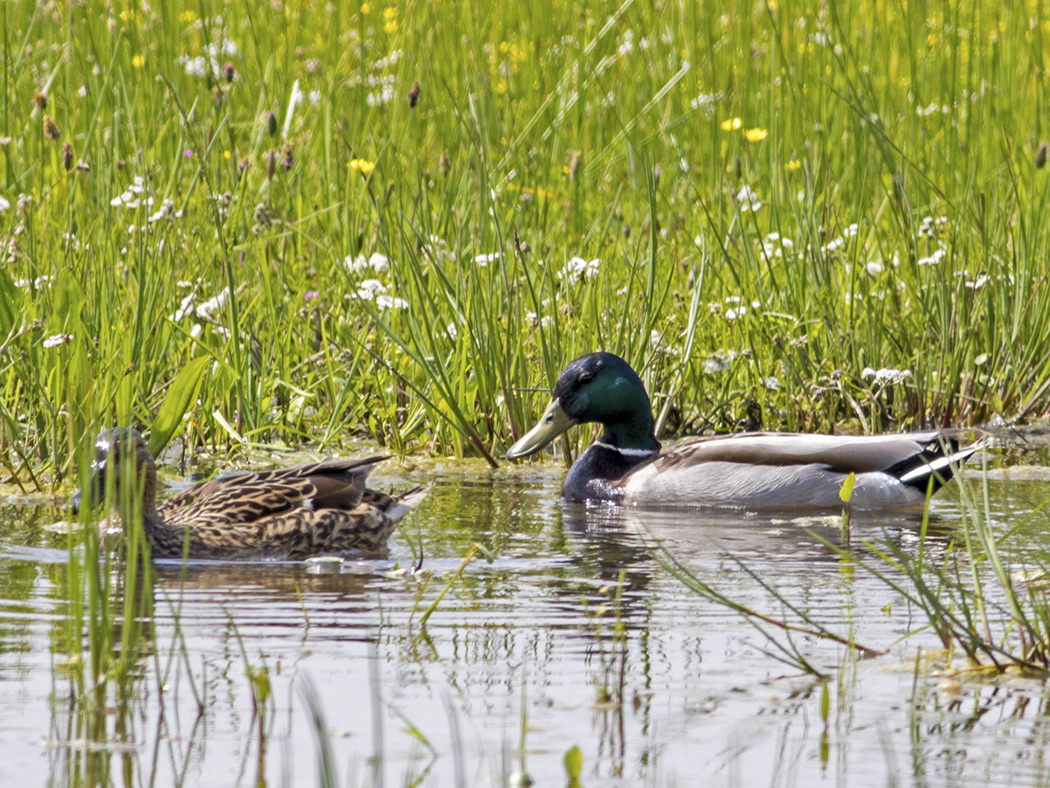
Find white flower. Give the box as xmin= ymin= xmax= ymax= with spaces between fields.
xmin=13 ymin=275 xmax=54 ymax=288
xmin=917 ymin=247 xmax=947 ymax=266
xmin=195 ymin=288 xmax=231 ymax=320
xmin=690 ymin=93 xmax=719 ymax=111
xmin=618 ymin=30 xmax=635 ymax=56
xmin=42 ymin=333 xmax=74 ymax=348
xmin=169 ymin=293 xmax=197 ymax=322
xmin=375 ymin=294 xmax=408 ymax=310
xmin=703 ymin=358 xmax=729 ymax=374
xmin=557 ymin=256 xmax=600 ymax=281
xmin=736 ymin=185 xmax=763 ymax=212
xmin=346 ymin=253 xmax=389 ymax=273
xmin=844 ymin=223 xmax=858 ymax=237
xmin=358 ymin=279 xmax=387 ymax=298
xmin=964 ymin=272 xmax=989 ymax=289
xmin=110 ymin=176 xmax=154 ymax=209
xmin=444 ymin=322 xmax=458 ymax=340
xmin=367 ymin=84 xmax=396 ymax=106
xmin=0 ymin=196 xmax=9 ymax=212
xmin=308 ymin=89 xmax=321 ymax=105
xmin=862 ymin=367 xmax=912 ymax=385
xmin=474 ymin=252 xmax=500 ymax=267
xmin=148 ymin=199 xmax=183 ymax=223
xmin=761 ymin=376 xmax=780 ymax=391
xmin=525 ymin=311 xmax=553 ymax=328
xmin=374 ymin=50 xmax=402 ymax=70
xmin=866 ymin=260 xmax=884 ymax=276
xmin=725 ymin=306 xmax=747 ymax=319
xmin=179 ymin=55 xmax=211 ymax=79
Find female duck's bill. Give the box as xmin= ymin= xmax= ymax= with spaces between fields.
xmin=506 ymin=352 xmax=981 ymax=511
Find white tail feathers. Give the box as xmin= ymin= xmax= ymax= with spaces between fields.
xmin=387 ymin=485 xmax=430 ymax=523
xmin=898 ymin=442 xmax=983 ymax=485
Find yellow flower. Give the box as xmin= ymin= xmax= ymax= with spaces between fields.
xmin=360 ymin=2 xmax=372 ymax=14
xmin=383 ymin=6 xmax=397 ymax=19
xmin=179 ymin=10 xmax=198 ymax=23
xmin=384 ymin=19 xmax=397 ymax=33
xmin=784 ymin=159 xmax=802 ymax=172
xmin=131 ymin=54 xmax=145 ymax=68
xmin=349 ymin=158 xmax=376 ymax=176
xmin=720 ymin=117 xmax=742 ymax=131
xmin=744 ymin=127 xmax=768 ymax=142
xmin=223 ymin=150 xmax=232 ymax=161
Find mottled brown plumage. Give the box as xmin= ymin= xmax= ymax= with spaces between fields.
xmin=75 ymin=428 xmax=426 ymax=560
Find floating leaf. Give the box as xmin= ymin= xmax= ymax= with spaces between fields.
xmin=149 ymin=355 xmax=211 ymax=456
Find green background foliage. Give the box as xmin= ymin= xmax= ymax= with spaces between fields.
xmin=1 ymin=0 xmax=1048 ymax=480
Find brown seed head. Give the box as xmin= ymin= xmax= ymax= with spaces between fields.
xmin=1037 ymin=141 xmax=1049 ymax=170
xmin=439 ymin=151 xmax=451 ymax=176
xmin=265 ymin=109 xmax=277 ymax=137
xmin=266 ymin=149 xmax=277 ymax=180
xmin=282 ymin=143 xmax=294 ymax=171
xmin=32 ymin=91 xmax=47 ymax=111
xmin=62 ymin=142 xmax=74 ymax=171
xmin=43 ymin=115 xmax=61 ymax=140
xmin=408 ymin=81 xmax=421 ymax=107
xmin=223 ymin=62 xmax=235 ymax=83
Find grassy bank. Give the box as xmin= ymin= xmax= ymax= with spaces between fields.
xmin=1 ymin=0 xmax=1049 ymax=478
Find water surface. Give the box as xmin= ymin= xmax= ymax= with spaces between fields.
xmin=2 ymin=452 xmax=1050 ymax=787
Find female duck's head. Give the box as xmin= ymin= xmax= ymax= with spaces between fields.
xmin=72 ymin=427 xmax=158 ymax=517
xmin=506 ymin=352 xmax=659 ymax=458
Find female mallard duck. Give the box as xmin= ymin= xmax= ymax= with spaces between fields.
xmin=506 ymin=353 xmax=980 ymax=511
xmin=73 ymin=427 xmax=427 ymax=560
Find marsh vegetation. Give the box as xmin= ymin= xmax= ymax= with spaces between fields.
xmin=2 ymin=0 xmax=1050 ymax=785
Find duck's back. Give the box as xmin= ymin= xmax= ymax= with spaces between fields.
xmin=620 ymin=431 xmax=967 ymax=511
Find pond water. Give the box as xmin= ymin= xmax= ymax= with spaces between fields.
xmin=2 ymin=443 xmax=1050 ymax=787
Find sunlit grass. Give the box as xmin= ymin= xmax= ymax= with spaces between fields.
xmin=1 ymin=0 xmax=1049 ymax=480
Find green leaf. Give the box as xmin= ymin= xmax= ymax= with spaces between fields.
xmin=563 ymin=745 xmax=582 ymax=780
xmin=0 ymin=268 xmax=19 ymax=339
xmin=819 ymin=680 xmax=830 ymax=724
xmin=54 ymin=271 xmax=86 ymax=331
xmin=149 ymin=355 xmax=211 ymax=456
xmin=838 ymin=472 xmax=856 ymax=504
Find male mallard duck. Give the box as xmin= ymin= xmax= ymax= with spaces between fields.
xmin=506 ymin=353 xmax=980 ymax=511
xmin=73 ymin=427 xmax=427 ymax=560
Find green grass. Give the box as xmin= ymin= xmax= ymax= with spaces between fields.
xmin=1 ymin=0 xmax=1049 ymax=478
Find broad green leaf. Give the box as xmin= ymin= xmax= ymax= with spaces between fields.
xmin=563 ymin=745 xmax=583 ymax=780
xmin=838 ymin=472 xmax=856 ymax=504
xmin=149 ymin=355 xmax=211 ymax=456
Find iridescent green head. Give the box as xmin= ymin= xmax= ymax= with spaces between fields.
xmin=506 ymin=353 xmax=660 ymax=458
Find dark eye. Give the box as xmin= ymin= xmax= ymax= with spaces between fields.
xmin=578 ymin=371 xmax=595 ymax=385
